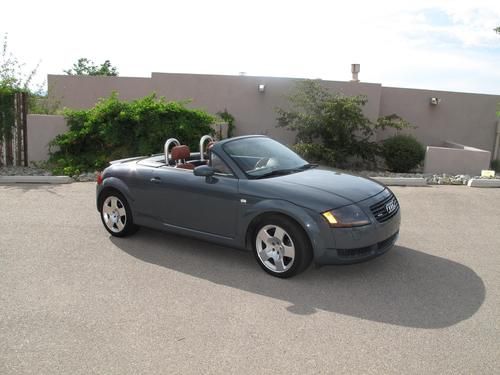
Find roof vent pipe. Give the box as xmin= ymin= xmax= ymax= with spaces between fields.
xmin=351 ymin=64 xmax=360 ymax=82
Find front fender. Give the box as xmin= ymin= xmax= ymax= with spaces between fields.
xmin=96 ymin=176 xmax=135 ymax=211
xmin=238 ymin=198 xmax=328 ymax=260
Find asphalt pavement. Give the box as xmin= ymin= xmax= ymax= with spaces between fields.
xmin=0 ymin=183 xmax=499 ymax=374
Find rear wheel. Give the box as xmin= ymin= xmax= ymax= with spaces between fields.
xmin=100 ymin=191 xmax=138 ymax=237
xmin=252 ymin=215 xmax=312 ymax=278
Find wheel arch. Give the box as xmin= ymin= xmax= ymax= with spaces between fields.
xmin=244 ymin=211 xmax=313 ymax=250
xmin=97 ymin=186 xmax=122 ymax=211
xmin=241 ymin=198 xmax=328 ymax=258
xmin=96 ymin=177 xmax=134 ymax=212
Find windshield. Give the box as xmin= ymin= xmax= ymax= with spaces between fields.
xmin=223 ymin=137 xmax=312 ymax=178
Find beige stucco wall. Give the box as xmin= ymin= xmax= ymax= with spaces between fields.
xmin=378 ymin=87 xmax=499 ymax=153
xmin=48 ymin=75 xmax=153 ymax=109
xmin=48 ymin=73 xmax=382 ymax=146
xmin=27 ymin=115 xmax=67 ymax=162
xmin=40 ymin=73 xmax=500 ymax=163
xmin=151 ymin=73 xmax=382 ymax=145
xmin=424 ymin=144 xmax=491 ymax=175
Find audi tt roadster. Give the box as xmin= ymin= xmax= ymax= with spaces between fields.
xmin=96 ymin=135 xmax=400 ymax=278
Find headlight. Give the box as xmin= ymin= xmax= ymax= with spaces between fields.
xmin=322 ymin=205 xmax=371 ymax=228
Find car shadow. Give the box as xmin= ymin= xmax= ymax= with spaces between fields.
xmin=110 ymin=228 xmax=485 ymax=329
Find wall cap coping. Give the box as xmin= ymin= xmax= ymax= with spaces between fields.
xmin=467 ymin=178 xmax=500 ymax=188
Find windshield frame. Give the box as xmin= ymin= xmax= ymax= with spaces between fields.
xmin=221 ymin=136 xmax=311 ymax=179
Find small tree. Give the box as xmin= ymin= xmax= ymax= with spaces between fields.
xmin=276 ymin=80 xmax=410 ymax=165
xmin=0 ymin=33 xmax=40 ymax=90
xmin=64 ymin=58 xmax=119 ymax=76
xmin=0 ymin=33 xmax=44 ymax=165
xmin=494 ymin=25 xmax=500 ymax=121
xmin=217 ymin=109 xmax=236 ymax=138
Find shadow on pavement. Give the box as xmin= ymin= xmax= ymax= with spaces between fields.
xmin=111 ymin=228 xmax=485 ymax=329
xmin=0 ymin=183 xmax=63 ymax=195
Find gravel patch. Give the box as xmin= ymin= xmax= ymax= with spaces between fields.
xmin=0 ymin=167 xmax=97 ymax=182
xmin=425 ymin=174 xmax=471 ymax=185
xmin=0 ymin=166 xmax=53 ymax=176
xmin=344 ymin=170 xmax=425 ymax=179
xmin=344 ymin=170 xmax=497 ymax=185
xmin=73 ymin=172 xmax=98 ymax=182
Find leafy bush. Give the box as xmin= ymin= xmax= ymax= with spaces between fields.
xmin=49 ymin=93 xmax=214 ymax=175
xmin=0 ymin=87 xmax=15 ymax=143
xmin=382 ymin=135 xmax=425 ymax=172
xmin=217 ymin=109 xmax=235 ymax=138
xmin=276 ymin=80 xmax=412 ymax=165
xmin=491 ymin=159 xmax=500 ymax=173
xmin=292 ymin=143 xmax=335 ymax=166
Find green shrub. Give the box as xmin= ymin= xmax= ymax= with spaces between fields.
xmin=276 ymin=80 xmax=412 ymax=165
xmin=491 ymin=159 xmax=500 ymax=173
xmin=217 ymin=109 xmax=235 ymax=138
xmin=292 ymin=143 xmax=335 ymax=166
xmin=0 ymin=88 xmax=16 ymax=144
xmin=49 ymin=93 xmax=214 ymax=175
xmin=382 ymin=135 xmax=425 ymax=172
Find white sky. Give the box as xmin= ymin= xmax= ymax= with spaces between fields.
xmin=2 ymin=0 xmax=500 ymax=94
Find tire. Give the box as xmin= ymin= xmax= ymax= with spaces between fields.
xmin=99 ymin=190 xmax=139 ymax=237
xmin=252 ymin=215 xmax=313 ymax=278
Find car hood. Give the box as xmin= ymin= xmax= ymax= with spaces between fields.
xmin=239 ymin=168 xmax=385 ymax=212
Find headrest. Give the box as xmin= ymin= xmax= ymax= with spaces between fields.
xmin=171 ymin=145 xmax=190 ymax=160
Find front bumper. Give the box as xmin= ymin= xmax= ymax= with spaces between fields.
xmin=314 ymin=189 xmax=401 ymax=265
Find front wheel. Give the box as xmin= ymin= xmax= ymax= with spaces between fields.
xmin=100 ymin=191 xmax=138 ymax=237
xmin=253 ymin=215 xmax=312 ymax=278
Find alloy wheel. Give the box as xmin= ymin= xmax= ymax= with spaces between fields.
xmin=255 ymin=224 xmax=296 ymax=273
xmin=102 ymin=196 xmax=127 ymax=233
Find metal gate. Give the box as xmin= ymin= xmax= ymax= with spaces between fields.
xmin=0 ymin=91 xmax=28 ymax=167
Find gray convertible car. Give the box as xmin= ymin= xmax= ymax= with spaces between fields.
xmin=96 ymin=135 xmax=400 ymax=278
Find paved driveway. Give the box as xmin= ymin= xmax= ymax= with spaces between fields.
xmin=0 ymin=183 xmax=499 ymax=374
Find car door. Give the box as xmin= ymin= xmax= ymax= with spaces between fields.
xmin=150 ymin=155 xmax=239 ymax=238
xmin=124 ymin=163 xmax=160 ymax=222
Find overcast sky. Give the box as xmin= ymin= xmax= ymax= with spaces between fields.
xmin=2 ymin=0 xmax=500 ymax=94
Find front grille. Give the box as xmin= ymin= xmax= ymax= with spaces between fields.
xmin=377 ymin=231 xmax=399 ymax=250
xmin=337 ymin=246 xmax=373 ymax=258
xmin=336 ymin=231 xmax=398 ymax=259
xmin=370 ymin=191 xmax=399 ymax=223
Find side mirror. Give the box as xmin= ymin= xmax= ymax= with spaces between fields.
xmin=194 ymin=165 xmax=215 ymax=177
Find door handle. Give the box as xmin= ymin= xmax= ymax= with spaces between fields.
xmin=150 ymin=177 xmax=161 ymax=184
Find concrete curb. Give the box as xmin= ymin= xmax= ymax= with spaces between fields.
xmin=467 ymin=178 xmax=500 ymax=188
xmin=371 ymin=177 xmax=427 ymax=186
xmin=3 ymin=175 xmax=430 ymax=186
xmin=0 ymin=176 xmax=73 ymax=184
xmin=1 ymin=175 xmax=497 ymax=187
